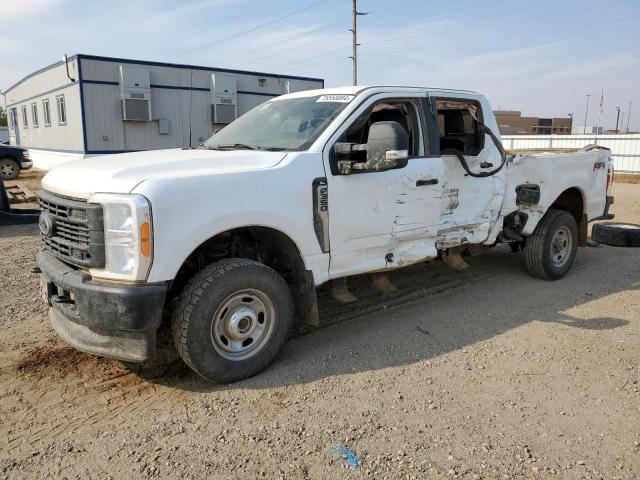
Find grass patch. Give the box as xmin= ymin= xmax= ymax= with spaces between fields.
xmin=615 ymin=174 xmax=640 ymax=184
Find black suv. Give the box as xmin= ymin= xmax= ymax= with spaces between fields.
xmin=0 ymin=145 xmax=33 ymax=180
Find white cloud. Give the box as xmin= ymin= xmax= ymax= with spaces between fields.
xmin=0 ymin=0 xmax=68 ymax=20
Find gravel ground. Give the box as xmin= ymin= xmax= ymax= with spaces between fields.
xmin=0 ymin=183 xmax=638 ymax=480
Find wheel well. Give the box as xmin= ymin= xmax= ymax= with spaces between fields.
xmin=550 ymin=187 xmax=584 ymax=224
xmin=0 ymin=157 xmax=20 ymax=165
xmin=168 ymin=227 xmax=318 ymax=325
xmin=550 ymin=187 xmax=587 ymax=246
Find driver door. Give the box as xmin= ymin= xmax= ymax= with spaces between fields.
xmin=323 ymin=94 xmax=444 ymax=278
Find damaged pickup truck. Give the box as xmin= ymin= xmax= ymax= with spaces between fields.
xmin=36 ymin=86 xmax=614 ymax=383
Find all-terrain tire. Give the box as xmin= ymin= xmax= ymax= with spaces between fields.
xmin=0 ymin=158 xmax=20 ymax=180
xmin=591 ymin=223 xmax=640 ymax=247
xmin=171 ymin=258 xmax=294 ymax=383
xmin=524 ymin=209 xmax=578 ymax=280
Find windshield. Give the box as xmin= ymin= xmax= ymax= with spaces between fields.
xmin=203 ymin=95 xmax=354 ymax=151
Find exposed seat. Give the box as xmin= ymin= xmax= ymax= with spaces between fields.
xmin=439 ymin=109 xmax=476 ymax=155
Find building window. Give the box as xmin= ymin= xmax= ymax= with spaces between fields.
xmin=43 ymin=99 xmax=51 ymax=126
xmin=56 ymin=94 xmax=67 ymax=125
xmin=31 ymin=103 xmax=39 ymax=128
xmin=21 ymin=105 xmax=28 ymax=128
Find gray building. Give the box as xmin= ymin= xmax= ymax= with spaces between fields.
xmin=2 ymin=54 xmax=324 ymax=169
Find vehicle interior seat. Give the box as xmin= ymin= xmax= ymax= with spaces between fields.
xmin=369 ymin=108 xmax=409 ymax=135
xmin=440 ymin=109 xmax=474 ymax=154
xmin=364 ymin=107 xmax=411 ymax=150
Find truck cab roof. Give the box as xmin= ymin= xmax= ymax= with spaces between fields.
xmin=278 ymin=85 xmax=481 ymax=101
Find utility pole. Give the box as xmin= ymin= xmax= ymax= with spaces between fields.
xmin=615 ymin=106 xmax=621 ymax=133
xmin=350 ymin=0 xmax=367 ymax=86
xmin=627 ymin=101 xmax=632 ymax=133
xmin=583 ymin=94 xmax=591 ymax=133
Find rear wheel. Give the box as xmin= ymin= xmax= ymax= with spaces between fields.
xmin=524 ymin=209 xmax=578 ymax=280
xmin=0 ymin=158 xmax=20 ymax=180
xmin=171 ymin=258 xmax=293 ymax=383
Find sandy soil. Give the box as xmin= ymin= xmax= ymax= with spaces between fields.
xmin=0 ymin=183 xmax=638 ymax=479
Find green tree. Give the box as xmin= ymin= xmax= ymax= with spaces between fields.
xmin=0 ymin=107 xmax=7 ymax=127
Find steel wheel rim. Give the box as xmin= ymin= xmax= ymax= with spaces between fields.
xmin=0 ymin=162 xmax=16 ymax=176
xmin=211 ymin=288 xmax=275 ymax=360
xmin=550 ymin=226 xmax=572 ymax=267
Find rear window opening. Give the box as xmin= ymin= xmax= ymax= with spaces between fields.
xmin=437 ymin=99 xmax=484 ymax=156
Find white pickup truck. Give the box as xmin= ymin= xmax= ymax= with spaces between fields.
xmin=36 ymin=86 xmax=614 ymax=383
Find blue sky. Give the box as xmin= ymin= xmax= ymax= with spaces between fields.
xmin=2 ymin=0 xmax=639 ymax=130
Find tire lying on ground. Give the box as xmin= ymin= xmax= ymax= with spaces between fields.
xmin=591 ymin=222 xmax=640 ymax=247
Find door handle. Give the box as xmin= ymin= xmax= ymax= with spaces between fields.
xmin=416 ymin=178 xmax=439 ymax=186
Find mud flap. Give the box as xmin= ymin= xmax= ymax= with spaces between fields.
xmin=578 ymin=214 xmax=588 ymax=247
xmin=294 ymin=270 xmax=320 ymax=327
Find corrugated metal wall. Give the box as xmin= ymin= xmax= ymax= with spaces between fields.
xmin=80 ymin=57 xmax=324 ymax=153
xmin=502 ymin=134 xmax=640 ymax=174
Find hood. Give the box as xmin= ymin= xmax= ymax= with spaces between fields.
xmin=41 ymin=148 xmax=287 ymax=199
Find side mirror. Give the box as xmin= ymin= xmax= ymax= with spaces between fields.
xmin=336 ymin=121 xmax=409 ymax=174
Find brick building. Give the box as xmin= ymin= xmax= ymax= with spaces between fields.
xmin=494 ymin=110 xmax=572 ymax=135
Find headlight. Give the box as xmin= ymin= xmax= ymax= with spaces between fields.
xmin=88 ymin=193 xmax=153 ymax=282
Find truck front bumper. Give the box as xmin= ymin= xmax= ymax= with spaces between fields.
xmin=20 ymin=160 xmax=33 ymax=170
xmin=37 ymin=249 xmax=168 ymax=362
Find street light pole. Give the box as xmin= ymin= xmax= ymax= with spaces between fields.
xmin=583 ymin=94 xmax=591 ymax=133
xmin=568 ymin=113 xmax=573 ymax=134
xmin=627 ymin=101 xmax=632 ymax=133
xmin=615 ymin=106 xmax=621 ymax=133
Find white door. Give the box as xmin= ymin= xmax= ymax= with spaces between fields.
xmin=323 ymin=94 xmax=444 ymax=278
xmin=434 ymin=96 xmax=505 ymax=246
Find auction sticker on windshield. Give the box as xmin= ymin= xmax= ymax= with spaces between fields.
xmin=316 ymin=94 xmax=354 ymax=103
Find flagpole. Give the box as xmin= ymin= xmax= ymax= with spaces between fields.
xmin=597 ymin=88 xmax=604 ymax=134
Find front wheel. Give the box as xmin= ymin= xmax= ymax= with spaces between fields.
xmin=171 ymin=258 xmax=293 ymax=383
xmin=524 ymin=209 xmax=578 ymax=280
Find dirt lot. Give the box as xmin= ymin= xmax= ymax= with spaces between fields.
xmin=0 ymin=181 xmax=638 ymax=480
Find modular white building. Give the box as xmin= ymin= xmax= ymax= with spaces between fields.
xmin=3 ymin=54 xmax=324 ymax=169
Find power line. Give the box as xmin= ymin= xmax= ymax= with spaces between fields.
xmin=271 ymin=46 xmax=351 ymax=70
xmin=272 ymin=14 xmax=639 ymax=82
xmin=211 ymin=19 xmax=347 ymax=64
xmin=357 ymin=15 xmax=640 ymax=58
xmin=359 ymin=0 xmax=632 ymax=47
xmin=139 ymin=0 xmax=271 ymax=56
xmin=173 ymin=0 xmax=328 ymax=58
